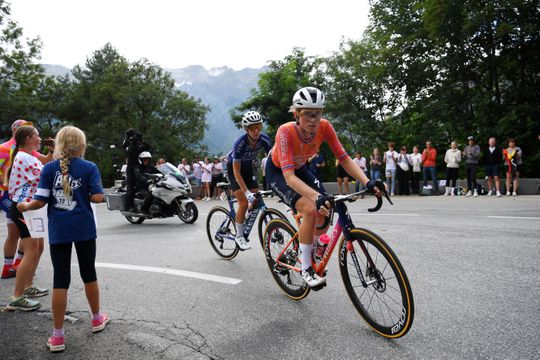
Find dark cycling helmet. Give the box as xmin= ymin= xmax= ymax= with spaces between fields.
xmin=241 ymin=111 xmax=263 ymax=128
xmin=292 ymin=87 xmax=325 ymax=109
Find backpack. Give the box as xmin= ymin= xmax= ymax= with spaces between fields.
xmin=476 ymin=184 xmax=486 ymax=195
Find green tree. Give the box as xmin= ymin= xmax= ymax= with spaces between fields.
xmin=62 ymin=44 xmax=210 ymax=185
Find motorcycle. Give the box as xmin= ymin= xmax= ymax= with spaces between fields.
xmin=105 ymin=162 xmax=198 ymax=224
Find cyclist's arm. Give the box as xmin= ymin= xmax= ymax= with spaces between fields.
xmin=283 ymin=170 xmax=320 ymax=203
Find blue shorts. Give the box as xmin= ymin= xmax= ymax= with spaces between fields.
xmin=265 ymin=158 xmax=326 ymax=212
xmin=0 ymin=191 xmax=13 ymax=219
xmin=485 ymin=165 xmax=500 ymax=177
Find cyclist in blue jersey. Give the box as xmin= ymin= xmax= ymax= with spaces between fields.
xmin=227 ymin=111 xmax=272 ymax=250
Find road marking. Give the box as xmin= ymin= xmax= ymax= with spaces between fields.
xmin=90 ymin=262 xmax=242 ymax=285
xmin=349 ymin=213 xmax=421 ymax=217
xmin=487 ymin=216 xmax=540 ymax=220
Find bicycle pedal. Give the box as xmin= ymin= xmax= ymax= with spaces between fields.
xmin=310 ymin=282 xmax=327 ymax=292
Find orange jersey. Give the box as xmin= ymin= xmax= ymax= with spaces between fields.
xmin=270 ymin=119 xmax=349 ymax=172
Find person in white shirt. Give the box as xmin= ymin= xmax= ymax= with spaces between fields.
xmin=409 ymin=146 xmax=422 ymax=194
xmin=383 ymin=142 xmax=398 ymax=196
xmin=201 ymin=157 xmax=213 ymax=201
xmin=177 ymin=158 xmax=191 ymax=179
xmin=353 ymin=151 xmax=367 ymax=192
xmin=210 ymin=157 xmax=224 ymax=199
xmin=444 ymin=141 xmax=462 ymax=196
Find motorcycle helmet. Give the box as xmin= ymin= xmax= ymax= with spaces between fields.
xmin=138 ymin=151 xmax=152 ymax=164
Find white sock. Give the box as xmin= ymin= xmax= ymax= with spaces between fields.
xmin=300 ymin=243 xmax=313 ymax=272
xmin=236 ymin=223 xmax=245 ymax=238
xmin=15 ymin=251 xmax=23 ymax=261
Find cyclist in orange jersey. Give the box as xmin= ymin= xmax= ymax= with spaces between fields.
xmin=265 ymin=87 xmax=384 ymax=287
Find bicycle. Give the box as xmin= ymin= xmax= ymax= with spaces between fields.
xmin=206 ymin=182 xmax=289 ymax=259
xmin=262 ymin=181 xmax=414 ymax=338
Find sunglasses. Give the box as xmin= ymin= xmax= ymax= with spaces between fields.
xmin=300 ymin=110 xmax=323 ymax=119
xmin=247 ymin=124 xmax=263 ymax=131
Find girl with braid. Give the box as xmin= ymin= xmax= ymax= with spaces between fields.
xmin=18 ymin=126 xmax=108 ymax=352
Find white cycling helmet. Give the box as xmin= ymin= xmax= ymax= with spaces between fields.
xmin=292 ymin=87 xmax=325 ymax=109
xmin=241 ymin=111 xmax=263 ymax=128
xmin=138 ymin=151 xmax=152 ymax=164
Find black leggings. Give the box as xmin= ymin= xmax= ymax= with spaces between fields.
xmin=466 ymin=164 xmax=478 ymax=190
xmin=50 ymin=239 xmax=97 ymax=289
xmin=445 ymin=168 xmax=459 ymax=187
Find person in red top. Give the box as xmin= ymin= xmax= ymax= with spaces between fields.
xmin=421 ymin=140 xmax=439 ymax=194
xmin=1 ymin=120 xmax=54 ymax=279
xmin=265 ymin=87 xmax=384 ymax=287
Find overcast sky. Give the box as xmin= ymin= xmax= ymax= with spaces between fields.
xmin=11 ymin=0 xmax=371 ymax=70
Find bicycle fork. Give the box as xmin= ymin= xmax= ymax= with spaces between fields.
xmin=346 ymin=240 xmax=379 ymax=289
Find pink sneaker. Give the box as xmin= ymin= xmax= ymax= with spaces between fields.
xmin=91 ymin=313 xmax=110 ymax=333
xmin=47 ymin=336 xmax=65 ymax=352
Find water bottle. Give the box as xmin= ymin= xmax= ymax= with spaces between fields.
xmin=314 ymin=234 xmax=331 ymax=261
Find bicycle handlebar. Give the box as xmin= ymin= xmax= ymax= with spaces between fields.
xmin=318 ymin=180 xmax=392 ymax=229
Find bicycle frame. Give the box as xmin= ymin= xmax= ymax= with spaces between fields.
xmin=220 ymin=189 xmax=270 ymax=239
xmin=274 ymin=196 xmax=378 ymax=283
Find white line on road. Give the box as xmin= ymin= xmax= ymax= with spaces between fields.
xmin=90 ymin=262 xmax=242 ymax=285
xmin=349 ymin=213 xmax=421 ymax=217
xmin=487 ymin=216 xmax=540 ymax=220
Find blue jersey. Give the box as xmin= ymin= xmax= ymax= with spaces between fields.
xmin=227 ymin=133 xmax=272 ymax=165
xmin=34 ymin=157 xmax=103 ymax=244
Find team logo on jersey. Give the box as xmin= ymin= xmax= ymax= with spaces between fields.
xmin=52 ymin=171 xmax=82 ymax=211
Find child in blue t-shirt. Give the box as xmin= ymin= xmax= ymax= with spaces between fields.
xmin=18 ymin=126 xmax=109 ymax=353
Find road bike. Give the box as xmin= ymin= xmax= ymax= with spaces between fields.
xmin=262 ymin=182 xmax=414 ymax=338
xmin=206 ymin=182 xmax=288 ymax=259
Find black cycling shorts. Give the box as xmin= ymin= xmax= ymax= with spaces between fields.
xmin=226 ymin=161 xmax=259 ymax=192
xmin=265 ymin=157 xmax=326 ymax=212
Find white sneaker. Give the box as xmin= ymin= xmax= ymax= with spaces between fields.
xmin=496 ymin=191 xmax=501 ymax=197
xmin=301 ymin=266 xmax=326 ymax=287
xmin=487 ymin=190 xmax=493 ymax=196
xmin=391 ymin=192 xmax=395 ymax=196
xmin=205 ymin=197 xmax=211 ymax=202
xmin=473 ymin=189 xmax=478 ymax=197
xmin=235 ymin=236 xmax=250 ymax=251
xmin=506 ymin=191 xmax=511 ymax=196
xmin=512 ymin=192 xmax=517 ymax=197
xmin=465 ymin=191 xmax=472 ymax=197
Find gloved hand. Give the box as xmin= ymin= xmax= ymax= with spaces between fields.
xmin=366 ymin=180 xmax=376 ymax=191
xmin=245 ymin=190 xmax=256 ymax=204
xmin=315 ymin=194 xmax=334 ymax=212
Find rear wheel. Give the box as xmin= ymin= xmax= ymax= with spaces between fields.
xmin=125 ymin=216 xmax=145 ymax=224
xmin=177 ymin=201 xmax=198 ymax=224
xmin=339 ymin=228 xmax=414 ymax=338
xmin=206 ymin=206 xmax=239 ymax=259
xmin=257 ymin=208 xmax=289 ymax=248
xmin=263 ymin=219 xmax=310 ymax=300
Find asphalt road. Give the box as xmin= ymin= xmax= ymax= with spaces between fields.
xmin=1 ymin=195 xmax=539 ymax=359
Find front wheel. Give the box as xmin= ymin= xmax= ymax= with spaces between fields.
xmin=339 ymin=228 xmax=414 ymax=338
xmin=263 ymin=219 xmax=309 ymax=300
xmin=125 ymin=215 xmax=145 ymax=224
xmin=176 ymin=201 xmax=198 ymax=224
xmin=258 ymin=208 xmax=289 ymax=248
xmin=206 ymin=206 xmax=239 ymax=260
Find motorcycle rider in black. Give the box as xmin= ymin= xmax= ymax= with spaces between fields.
xmin=134 ymin=151 xmax=161 ymax=214
xmin=122 ymin=129 xmax=151 ymax=211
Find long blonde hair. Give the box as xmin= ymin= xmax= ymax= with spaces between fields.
xmin=53 ymin=126 xmax=87 ymax=197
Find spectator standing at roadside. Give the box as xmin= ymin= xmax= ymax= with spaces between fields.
xmin=503 ymin=138 xmax=522 ymax=196
xmin=177 ymin=158 xmax=191 ymax=179
xmin=396 ymin=146 xmax=411 ymax=195
xmin=484 ymin=137 xmax=503 ymax=197
xmin=383 ymin=142 xmax=398 ymax=196
xmin=370 ymin=148 xmax=382 ymax=181
xmin=201 ymin=157 xmax=213 ymax=201
xmin=444 ymin=141 xmax=461 ymax=196
xmin=463 ymin=136 xmax=480 ymax=197
xmin=353 ymin=151 xmax=367 ymax=192
xmin=17 ymin=126 xmax=109 ymax=352
xmin=422 ymin=140 xmax=439 ymax=194
xmin=211 ymin=157 xmax=224 ymax=199
xmin=409 ymin=146 xmax=422 ymax=195
xmin=192 ymin=157 xmax=203 ymax=199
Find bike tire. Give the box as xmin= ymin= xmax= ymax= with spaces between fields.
xmin=177 ymin=202 xmax=198 ymax=224
xmin=339 ymin=228 xmax=414 ymax=338
xmin=125 ymin=216 xmax=145 ymax=224
xmin=263 ymin=219 xmax=310 ymax=300
xmin=206 ymin=206 xmax=239 ymax=260
xmin=257 ymin=208 xmax=289 ymax=248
